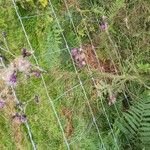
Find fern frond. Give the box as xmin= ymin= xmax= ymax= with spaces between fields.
xmin=91 ymin=5 xmax=106 ymax=16
xmin=107 ymin=0 xmax=125 ymax=19
xmin=119 ymin=91 xmax=150 ymax=148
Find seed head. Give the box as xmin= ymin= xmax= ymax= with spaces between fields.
xmin=11 ymin=57 xmax=31 ymax=73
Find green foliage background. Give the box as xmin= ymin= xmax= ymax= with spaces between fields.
xmin=0 ymin=0 xmax=150 ymax=149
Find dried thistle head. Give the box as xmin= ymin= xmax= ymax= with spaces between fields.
xmin=1 ymin=67 xmax=17 ymax=86
xmin=11 ymin=56 xmax=31 ymax=74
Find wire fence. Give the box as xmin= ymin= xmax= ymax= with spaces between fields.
xmin=1 ymin=0 xmax=144 ymax=149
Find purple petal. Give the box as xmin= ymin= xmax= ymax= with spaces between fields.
xmin=100 ymin=22 xmax=108 ymax=30
xmin=71 ymin=48 xmax=78 ymax=57
xmin=9 ymin=73 xmax=17 ymax=85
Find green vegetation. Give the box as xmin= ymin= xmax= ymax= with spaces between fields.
xmin=0 ymin=0 xmax=150 ymax=149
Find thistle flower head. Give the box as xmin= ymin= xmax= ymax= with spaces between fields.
xmin=2 ymin=68 xmax=17 ymax=86
xmin=9 ymin=72 xmax=17 ymax=84
xmin=71 ymin=47 xmax=86 ymax=68
xmin=71 ymin=48 xmax=78 ymax=58
xmin=18 ymin=58 xmax=31 ymax=73
xmin=100 ymin=22 xmax=108 ymax=30
xmin=11 ymin=57 xmax=31 ymax=73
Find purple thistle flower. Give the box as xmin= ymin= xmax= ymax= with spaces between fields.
xmin=0 ymin=100 xmax=5 ymax=109
xmin=2 ymin=68 xmax=17 ymax=86
xmin=100 ymin=22 xmax=108 ymax=30
xmin=9 ymin=72 xmax=17 ymax=85
xmin=71 ymin=47 xmax=86 ymax=68
xmin=71 ymin=48 xmax=78 ymax=58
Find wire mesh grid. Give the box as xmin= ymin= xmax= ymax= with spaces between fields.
xmin=0 ymin=0 xmax=150 ymax=150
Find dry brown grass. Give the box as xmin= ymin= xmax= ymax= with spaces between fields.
xmin=83 ymin=44 xmax=118 ymax=74
xmin=62 ymin=107 xmax=74 ymax=139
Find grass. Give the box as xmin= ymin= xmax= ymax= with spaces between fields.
xmin=0 ymin=0 xmax=150 ymax=149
